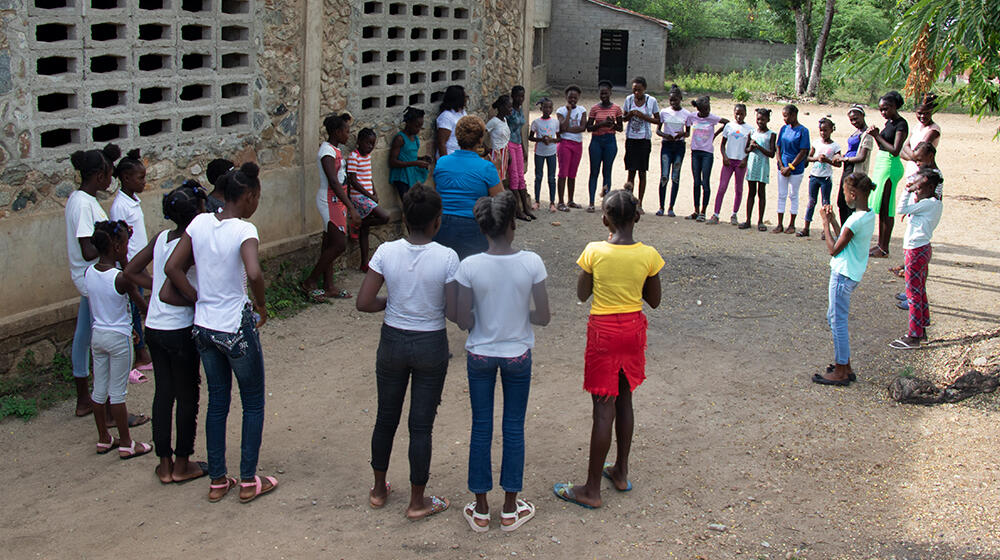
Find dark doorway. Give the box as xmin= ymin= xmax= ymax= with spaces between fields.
xmin=599 ymin=29 xmax=628 ymax=87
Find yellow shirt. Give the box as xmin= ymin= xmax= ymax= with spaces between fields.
xmin=577 ymin=241 xmax=664 ymax=315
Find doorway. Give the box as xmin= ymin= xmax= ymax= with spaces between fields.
xmin=598 ymin=29 xmax=628 ymax=87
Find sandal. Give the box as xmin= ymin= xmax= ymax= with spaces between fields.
xmin=811 ymin=372 xmax=851 ymax=386
xmin=369 ymin=481 xmax=391 ymax=509
xmin=128 ymin=368 xmax=149 ymax=384
xmin=557 ymin=203 xmax=570 ymax=212
xmin=208 ymin=476 xmax=238 ymax=503
xmin=601 ymin=462 xmax=633 ymax=492
xmin=552 ymin=483 xmax=596 ymax=509
xmin=463 ymin=502 xmax=490 ymax=532
xmin=108 ymin=413 xmax=151 ymax=429
xmin=549 ymin=203 xmax=557 ymax=213
xmin=795 ymin=229 xmax=810 ymax=237
xmin=655 ymin=209 xmax=664 ymax=216
xmin=239 ymin=475 xmax=278 ymax=504
xmin=586 ymin=205 xmax=595 ymax=213
xmin=118 ymin=440 xmax=153 ymax=460
xmin=136 ymin=363 xmax=153 ymax=372
xmin=567 ymin=201 xmax=581 ymax=209
xmin=500 ymin=499 xmax=536 ymax=532
xmin=326 ymin=289 xmax=352 ymax=299
xmin=531 ymin=201 xmax=539 ymax=210
xmin=758 ymin=223 xmax=767 ymax=232
xmin=408 ymin=495 xmax=449 ymax=520
xmin=96 ymin=437 xmax=120 ymax=454
xmin=307 ymin=288 xmax=327 ymax=303
xmin=889 ymin=337 xmax=921 ymax=350
xmin=771 ymin=225 xmax=784 ymax=233
xmin=870 ymin=246 xmax=889 ymax=258
xmin=685 ymin=212 xmax=698 ymax=220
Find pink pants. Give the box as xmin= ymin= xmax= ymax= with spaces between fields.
xmin=714 ymin=159 xmax=746 ymax=215
xmin=508 ymin=142 xmax=526 ymax=190
xmin=557 ymin=140 xmax=583 ymax=179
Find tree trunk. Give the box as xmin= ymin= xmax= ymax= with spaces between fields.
xmin=806 ymin=0 xmax=836 ymax=97
xmin=793 ymin=0 xmax=812 ymax=95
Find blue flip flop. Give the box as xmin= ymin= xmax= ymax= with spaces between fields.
xmin=552 ymin=483 xmax=596 ymax=509
xmin=601 ymin=463 xmax=633 ymax=492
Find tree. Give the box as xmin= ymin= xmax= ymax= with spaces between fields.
xmin=765 ymin=0 xmax=812 ymax=95
xmin=805 ymin=0 xmax=835 ymax=96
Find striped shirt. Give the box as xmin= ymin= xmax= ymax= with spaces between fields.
xmin=589 ymin=103 xmax=623 ymax=136
xmin=347 ymin=150 xmax=374 ymax=196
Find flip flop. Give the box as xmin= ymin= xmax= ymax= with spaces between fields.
xmin=587 ymin=206 xmax=596 ymax=213
xmin=601 ymin=463 xmax=632 ymax=492
xmin=889 ymin=338 xmax=921 ymax=350
xmin=758 ymin=224 xmax=767 ymax=231
xmin=239 ymin=475 xmax=279 ymax=504
xmin=128 ymin=368 xmax=149 ymax=384
xmin=173 ymin=461 xmax=210 ymax=484
xmin=307 ymin=288 xmax=327 ymax=303
xmin=500 ymin=499 xmax=535 ymax=532
xmin=811 ymin=372 xmax=851 ymax=387
xmin=327 ymin=289 xmax=352 ymax=299
xmin=567 ymin=202 xmax=582 ymax=209
xmin=552 ymin=483 xmax=596 ymax=509
xmin=557 ymin=203 xmax=570 ymax=212
xmin=408 ymin=496 xmax=449 ymax=520
xmin=895 ymin=292 xmax=908 ymax=301
xmin=369 ymin=481 xmax=391 ymax=509
xmin=208 ymin=476 xmax=239 ymax=503
xmin=463 ymin=502 xmax=490 ymax=532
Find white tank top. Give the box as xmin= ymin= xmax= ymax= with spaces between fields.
xmin=85 ymin=265 xmax=132 ymax=336
xmin=145 ymin=230 xmax=197 ymax=331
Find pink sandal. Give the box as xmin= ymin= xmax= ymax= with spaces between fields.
xmin=128 ymin=369 xmax=149 ymax=384
xmin=239 ymin=475 xmax=278 ymax=503
xmin=208 ymin=476 xmax=238 ymax=503
xmin=95 ymin=437 xmax=119 ymax=454
xmin=118 ymin=440 xmax=153 ymax=460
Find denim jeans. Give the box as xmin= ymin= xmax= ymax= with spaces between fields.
xmin=467 ymin=350 xmax=532 ymax=494
xmin=690 ymin=150 xmax=714 ymax=211
xmin=193 ymin=306 xmax=265 ymax=480
xmin=827 ymin=271 xmax=859 ymax=365
xmin=147 ymin=326 xmax=201 ymax=458
xmin=433 ymin=214 xmax=487 ymax=260
xmin=533 ymin=154 xmax=556 ymax=202
xmin=370 ymin=324 xmax=449 ymax=486
xmin=72 ymin=296 xmax=92 ymax=378
xmin=588 ymin=134 xmax=617 ymax=205
xmin=129 ymin=287 xmax=146 ymax=352
xmin=805 ymin=175 xmax=833 ymax=222
xmin=659 ymin=141 xmax=685 ymax=209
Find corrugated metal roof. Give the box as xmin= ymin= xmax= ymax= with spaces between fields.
xmin=581 ymin=0 xmax=673 ymax=29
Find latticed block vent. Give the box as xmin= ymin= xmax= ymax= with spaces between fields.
xmin=355 ymin=0 xmax=474 ymax=120
xmin=26 ymin=0 xmax=256 ymax=159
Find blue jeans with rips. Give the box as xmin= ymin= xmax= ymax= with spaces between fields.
xmin=193 ymin=306 xmax=266 ymax=480
xmin=659 ymin=141 xmax=685 ymax=210
xmin=466 ymin=350 xmax=532 ymax=494
xmin=690 ymin=150 xmax=714 ymax=212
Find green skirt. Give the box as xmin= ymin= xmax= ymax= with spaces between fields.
xmin=868 ymin=150 xmax=903 ymax=217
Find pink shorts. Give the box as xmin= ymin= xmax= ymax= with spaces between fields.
xmin=508 ymin=142 xmax=526 ymax=190
xmin=557 ymin=139 xmax=583 ymax=178
xmin=583 ymin=311 xmax=647 ymax=397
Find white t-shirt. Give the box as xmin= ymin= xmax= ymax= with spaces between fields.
xmin=109 ymin=190 xmax=148 ymax=261
xmin=658 ymin=107 xmax=691 ymax=138
xmin=623 ymin=94 xmax=660 ymax=140
xmin=368 ymin=239 xmax=460 ymax=332
xmin=485 ymin=117 xmax=511 ymax=151
xmin=810 ymin=140 xmax=842 ymax=178
xmin=530 ymin=117 xmax=560 ymax=157
xmin=454 ymin=250 xmax=547 ymax=358
xmin=436 ymin=109 xmax=467 ymax=155
xmin=897 ymin=191 xmax=943 ymax=250
xmin=317 ymin=141 xmax=346 ymax=206
xmin=65 ymin=190 xmax=108 ymax=297
xmin=85 ymin=265 xmax=132 ymax=337
xmin=555 ymin=105 xmax=586 ymax=143
xmin=187 ymin=212 xmax=259 ymax=334
xmin=722 ymin=122 xmax=754 ymax=160
xmin=145 ymin=230 xmax=197 ymax=331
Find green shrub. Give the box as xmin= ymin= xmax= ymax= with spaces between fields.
xmin=734 ymin=88 xmax=751 ymax=102
xmin=0 ymin=395 xmax=38 ymax=420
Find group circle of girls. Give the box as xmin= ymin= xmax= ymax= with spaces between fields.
xmin=65 ymin=141 xmax=279 ymax=502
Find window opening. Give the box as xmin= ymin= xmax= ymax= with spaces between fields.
xmin=36 ymin=23 xmax=73 ymax=42
xmin=180 ymin=115 xmax=209 ymax=131
xmin=179 ymin=83 xmax=210 ymax=100
xmin=38 ymin=93 xmax=75 ymax=113
xmin=139 ymin=119 xmax=170 ymax=136
xmin=138 ymin=87 xmax=170 ymax=104
xmin=91 ymin=90 xmax=124 ymax=109
xmin=92 ymin=123 xmax=126 ymax=142
xmin=40 ymin=129 xmax=79 ymax=148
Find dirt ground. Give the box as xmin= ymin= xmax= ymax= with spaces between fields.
xmin=2 ymin=100 xmax=999 ymax=560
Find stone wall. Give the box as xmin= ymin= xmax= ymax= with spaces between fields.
xmin=666 ymin=37 xmax=795 ymax=73
xmin=547 ymin=0 xmax=668 ymax=91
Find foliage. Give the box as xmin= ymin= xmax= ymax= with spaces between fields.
xmin=0 ymin=395 xmax=38 ymax=420
xmin=613 ymin=0 xmax=788 ymax=45
xmin=823 ymin=0 xmax=894 ymax=57
xmin=734 ymin=87 xmax=752 ymax=102
xmin=263 ymin=261 xmax=316 ymax=319
xmin=0 ymin=351 xmax=75 ymax=421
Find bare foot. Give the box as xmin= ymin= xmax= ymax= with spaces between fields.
xmin=369 ymin=482 xmax=390 ymax=509
xmin=172 ymin=460 xmax=208 ymax=483
xmin=76 ymin=401 xmax=93 ymax=417
xmin=771 ymin=225 xmax=784 ymax=234
xmin=156 ymin=459 xmax=174 ymax=484
xmin=405 ymin=495 xmax=449 ymax=520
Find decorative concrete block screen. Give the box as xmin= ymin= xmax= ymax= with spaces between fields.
xmin=28 ymin=0 xmax=255 ymax=157
xmin=356 ymin=1 xmax=472 ymax=117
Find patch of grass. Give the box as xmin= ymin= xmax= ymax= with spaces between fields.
xmin=899 ymin=365 xmax=916 ymax=378
xmin=263 ymin=260 xmax=320 ymax=319
xmin=0 ymin=351 xmax=75 ymax=421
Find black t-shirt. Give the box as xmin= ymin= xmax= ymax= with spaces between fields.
xmin=880 ymin=116 xmax=908 ymax=145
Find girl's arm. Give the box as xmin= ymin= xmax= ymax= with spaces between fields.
xmin=240 ymin=238 xmax=267 ymax=327
xmin=712 ymin=117 xmax=731 ymax=138
xmin=821 ymin=207 xmax=848 ymax=255
xmin=720 ymin=137 xmax=730 ymax=165
xmin=356 ymin=269 xmax=387 ymax=313
xmin=115 ymin=271 xmax=148 ymax=315
xmin=567 ymin=111 xmax=588 ymax=134
xmin=557 ymin=110 xmax=568 ymax=132
xmin=159 ymin=277 xmax=193 ymax=307
xmin=435 ymin=127 xmax=451 ymax=159
xmin=807 ymin=146 xmax=819 ymax=162
xmin=576 ymin=270 xmax=593 ymax=302
xmin=831 ymin=149 xmax=843 ymax=167
xmin=529 ymin=280 xmax=551 ymax=326
xmin=790 ymin=148 xmax=809 ymax=170
xmin=455 ymin=284 xmax=475 ymax=331
xmin=444 ymin=281 xmax=458 ymax=323
xmin=842 ymin=145 xmax=869 ymax=164
xmin=487 ymin=182 xmax=504 ymax=196
xmin=585 ymin=114 xmax=599 ymax=132
xmin=527 ymin=128 xmax=539 ymax=143
xmin=656 ymin=119 xmax=669 ymax=139
xmin=642 ymin=273 xmax=662 ymax=308
xmin=638 ymin=111 xmax=660 ymax=125
xmin=388 ymin=134 xmax=426 ymax=169
xmin=614 ymin=113 xmax=624 ymax=132
xmin=79 ymin=237 xmax=98 ymax=262
xmin=164 ymin=232 xmax=197 ymax=303
xmin=761 ymin=132 xmax=777 ymax=158
xmin=123 ymin=237 xmax=156 ymax=290
xmin=322 ymin=155 xmax=362 ymax=225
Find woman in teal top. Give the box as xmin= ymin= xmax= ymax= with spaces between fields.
xmin=389 ymin=107 xmax=431 ymax=199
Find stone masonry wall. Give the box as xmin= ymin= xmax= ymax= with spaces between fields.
xmin=666 ymin=37 xmax=795 ymax=73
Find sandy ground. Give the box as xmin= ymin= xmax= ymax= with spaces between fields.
xmin=2 ymin=101 xmax=999 ymax=560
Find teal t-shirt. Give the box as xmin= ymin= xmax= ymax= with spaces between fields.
xmin=830 ymin=210 xmax=876 ymax=282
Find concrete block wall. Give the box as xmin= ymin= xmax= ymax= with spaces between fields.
xmin=547 ymin=0 xmax=667 ymax=91
xmin=666 ymin=37 xmax=795 ymax=73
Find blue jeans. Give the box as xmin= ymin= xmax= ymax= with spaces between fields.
xmin=193 ymin=306 xmax=266 ymax=480
xmin=433 ymin=213 xmax=487 ymax=260
xmin=588 ymin=135 xmax=617 ymax=205
xmin=690 ymin=150 xmax=714 ymax=212
xmin=467 ymin=350 xmax=532 ymax=494
xmin=130 ymin=287 xmax=146 ymax=352
xmin=72 ymin=296 xmax=92 ymax=378
xmin=827 ymin=271 xmax=859 ymax=365
xmin=659 ymin=141 xmax=685 ymax=209
xmin=533 ymin=154 xmax=556 ymax=203
xmin=805 ymin=175 xmax=833 ymax=223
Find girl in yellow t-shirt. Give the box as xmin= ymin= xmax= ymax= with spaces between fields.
xmin=553 ymin=189 xmax=663 ymax=509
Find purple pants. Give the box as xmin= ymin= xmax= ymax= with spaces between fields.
xmin=714 ymin=159 xmax=747 ymax=215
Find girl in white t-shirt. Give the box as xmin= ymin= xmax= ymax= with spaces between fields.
xmin=86 ymin=220 xmax=152 ymax=459
xmin=125 ymin=180 xmax=209 ymax=483
xmin=801 ymin=118 xmax=842 ymax=238
xmin=436 ymin=85 xmax=468 ymax=157
xmin=486 ymin=95 xmax=514 ymax=187
xmin=165 ymin=163 xmax=278 ymax=504
xmin=455 ymin=191 xmax=550 ymax=533
xmin=357 ymin=184 xmax=459 ymax=520
xmin=556 ymin=85 xmax=587 ymax=211
xmin=66 ymin=144 xmax=121 ymax=417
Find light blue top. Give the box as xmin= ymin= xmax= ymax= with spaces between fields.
xmin=433 ymin=150 xmax=500 ymax=219
xmin=830 ymin=210 xmax=876 ymax=282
